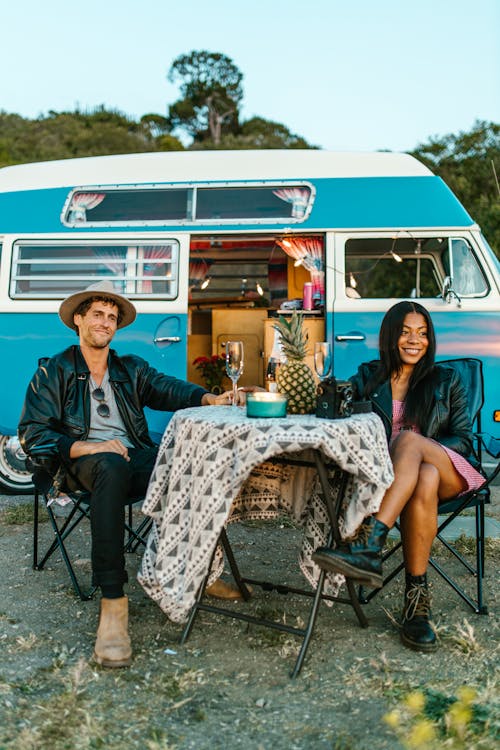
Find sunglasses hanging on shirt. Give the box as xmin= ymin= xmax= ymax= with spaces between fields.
xmin=91 ymin=386 xmax=110 ymax=418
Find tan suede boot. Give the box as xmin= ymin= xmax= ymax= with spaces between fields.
xmin=93 ymin=596 xmax=132 ymax=668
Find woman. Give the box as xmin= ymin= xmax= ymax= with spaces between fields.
xmin=313 ymin=301 xmax=484 ymax=652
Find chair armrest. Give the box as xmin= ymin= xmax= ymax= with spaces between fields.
xmin=25 ymin=442 xmax=61 ymax=494
xmin=478 ymin=433 xmax=500 ymax=460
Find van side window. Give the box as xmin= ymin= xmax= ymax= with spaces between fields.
xmin=443 ymin=238 xmax=488 ymax=297
xmin=62 ymin=184 xmax=313 ymax=226
xmin=345 ymin=237 xmax=441 ymax=298
xmin=10 ymin=241 xmax=179 ymax=299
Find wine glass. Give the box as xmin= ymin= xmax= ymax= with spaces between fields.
xmin=314 ymin=342 xmax=332 ymax=381
xmin=225 ymin=341 xmax=244 ymax=407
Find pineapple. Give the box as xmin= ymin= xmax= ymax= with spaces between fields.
xmin=272 ymin=312 xmax=317 ymax=414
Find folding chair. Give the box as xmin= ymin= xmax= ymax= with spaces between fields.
xmin=360 ymin=358 xmax=499 ymax=614
xmin=30 ymin=448 xmax=152 ymax=601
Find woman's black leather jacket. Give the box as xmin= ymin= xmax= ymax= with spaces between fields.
xmin=18 ymin=345 xmax=207 ymax=463
xmin=350 ymin=360 xmax=475 ymax=460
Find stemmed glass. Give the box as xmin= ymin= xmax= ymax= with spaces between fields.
xmin=314 ymin=342 xmax=332 ymax=381
xmin=225 ymin=341 xmax=244 ymax=407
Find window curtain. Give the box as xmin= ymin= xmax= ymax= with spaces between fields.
xmin=95 ymin=248 xmax=126 ymax=277
xmin=68 ymin=192 xmax=105 ymax=223
xmin=139 ymin=246 xmax=173 ymax=293
xmin=276 ymin=237 xmax=325 ymax=305
xmin=272 ymin=187 xmax=310 ymax=218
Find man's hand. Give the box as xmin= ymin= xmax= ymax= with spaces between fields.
xmin=201 ymin=386 xmax=265 ymax=407
xmin=69 ymin=439 xmax=130 ymax=461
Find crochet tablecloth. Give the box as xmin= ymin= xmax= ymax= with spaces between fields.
xmin=138 ymin=407 xmax=394 ymax=623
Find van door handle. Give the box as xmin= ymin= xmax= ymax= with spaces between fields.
xmin=153 ymin=336 xmax=182 ymax=343
xmin=335 ymin=334 xmax=366 ymax=342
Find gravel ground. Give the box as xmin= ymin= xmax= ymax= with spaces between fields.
xmin=0 ymin=490 xmax=498 ymax=750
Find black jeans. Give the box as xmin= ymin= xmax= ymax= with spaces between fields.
xmin=65 ymin=447 xmax=158 ymax=588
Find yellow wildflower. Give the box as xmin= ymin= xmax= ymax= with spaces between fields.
xmin=456 ymin=685 xmax=476 ymax=705
xmin=447 ymin=701 xmax=472 ymax=734
xmin=405 ymin=691 xmax=426 ymax=713
xmin=407 ymin=719 xmax=436 ymax=748
xmin=383 ymin=710 xmax=400 ymax=728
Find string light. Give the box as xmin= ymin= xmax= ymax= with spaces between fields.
xmin=391 ymin=251 xmax=403 ymax=263
xmin=200 ymin=277 xmax=211 ymax=290
xmin=256 ymin=282 xmax=264 ymax=296
xmin=294 ymin=258 xmax=303 ymax=267
xmin=349 ymin=272 xmax=357 ymax=289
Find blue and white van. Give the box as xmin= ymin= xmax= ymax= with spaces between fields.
xmin=0 ymin=150 xmax=498 ymax=491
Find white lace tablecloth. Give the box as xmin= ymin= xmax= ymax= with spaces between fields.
xmin=138 ymin=407 xmax=394 ymax=623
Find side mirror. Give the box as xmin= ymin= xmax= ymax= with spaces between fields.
xmin=441 ymin=276 xmax=462 ymax=307
xmin=441 ymin=276 xmax=452 ymax=300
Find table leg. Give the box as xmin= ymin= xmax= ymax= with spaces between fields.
xmin=313 ymin=451 xmax=368 ymax=629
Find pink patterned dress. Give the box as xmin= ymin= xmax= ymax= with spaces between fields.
xmin=391 ymin=400 xmax=484 ymax=493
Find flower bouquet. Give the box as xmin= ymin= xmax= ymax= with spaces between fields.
xmin=192 ymin=355 xmax=228 ymax=394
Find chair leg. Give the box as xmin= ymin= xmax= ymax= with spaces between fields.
xmin=35 ymin=497 xmax=96 ymax=601
xmin=291 ymin=567 xmax=327 ymax=678
xmin=33 ymin=490 xmax=40 ymax=569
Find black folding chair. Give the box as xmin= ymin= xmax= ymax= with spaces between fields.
xmin=31 ymin=449 xmax=152 ymax=601
xmin=360 ymin=358 xmax=499 ymax=614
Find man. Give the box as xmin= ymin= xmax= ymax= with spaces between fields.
xmin=19 ymin=280 xmax=243 ymax=668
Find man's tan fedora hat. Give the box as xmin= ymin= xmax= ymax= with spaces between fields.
xmin=59 ymin=280 xmax=137 ymax=331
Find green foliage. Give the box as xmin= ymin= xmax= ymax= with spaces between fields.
xmin=216 ymin=116 xmax=317 ymax=150
xmin=412 ymin=121 xmax=500 ymax=258
xmin=0 ymin=106 xmax=184 ymax=168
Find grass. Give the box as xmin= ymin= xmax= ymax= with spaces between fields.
xmin=0 ymin=502 xmax=36 ymax=525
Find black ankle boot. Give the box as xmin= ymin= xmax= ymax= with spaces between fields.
xmin=312 ymin=515 xmax=390 ymax=588
xmin=400 ymin=573 xmax=437 ymax=652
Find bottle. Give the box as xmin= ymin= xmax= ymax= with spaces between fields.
xmin=266 ymin=358 xmax=279 ymax=392
xmin=303 ymin=282 xmax=313 ymax=310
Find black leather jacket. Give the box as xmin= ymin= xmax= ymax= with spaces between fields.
xmin=18 ymin=345 xmax=207 ymax=463
xmin=350 ymin=360 xmax=474 ymax=459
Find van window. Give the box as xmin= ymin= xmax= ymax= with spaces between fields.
xmin=444 ymin=238 xmax=488 ymax=297
xmin=344 ymin=236 xmax=489 ymax=299
xmin=195 ymin=187 xmax=311 ymax=220
xmin=63 ymin=184 xmax=313 ymax=226
xmin=10 ymin=241 xmax=179 ymax=299
xmin=345 ymin=237 xmax=442 ymax=298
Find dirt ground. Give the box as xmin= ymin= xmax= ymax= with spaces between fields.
xmin=0 ymin=490 xmax=498 ymax=750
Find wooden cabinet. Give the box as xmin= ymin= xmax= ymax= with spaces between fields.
xmin=212 ymin=309 xmax=268 ymax=387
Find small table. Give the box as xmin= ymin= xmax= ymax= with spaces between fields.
xmin=139 ymin=407 xmax=393 ymax=629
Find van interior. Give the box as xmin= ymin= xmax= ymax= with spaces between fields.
xmin=187 ymin=234 xmax=325 ymax=389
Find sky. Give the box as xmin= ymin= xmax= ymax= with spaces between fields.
xmin=1 ymin=0 xmax=499 ymax=153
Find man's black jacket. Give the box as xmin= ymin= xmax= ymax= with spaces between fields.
xmin=18 ymin=345 xmax=207 ymax=463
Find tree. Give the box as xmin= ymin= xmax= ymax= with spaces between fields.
xmin=412 ymin=121 xmax=500 ymax=258
xmin=0 ymin=107 xmax=183 ymax=168
xmin=216 ymin=117 xmax=317 ymax=150
xmin=167 ymin=50 xmax=243 ymax=145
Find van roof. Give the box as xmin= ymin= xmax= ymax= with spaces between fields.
xmin=0 ymin=150 xmax=432 ymax=192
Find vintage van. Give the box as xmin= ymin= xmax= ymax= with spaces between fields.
xmin=0 ymin=150 xmax=498 ymax=492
